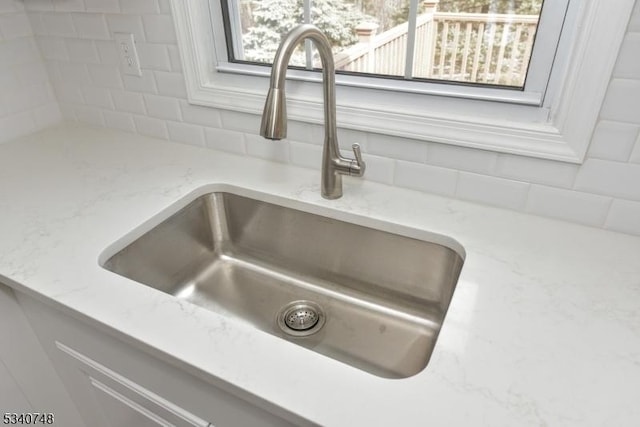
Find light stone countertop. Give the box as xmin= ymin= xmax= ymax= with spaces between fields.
xmin=1 ymin=124 xmax=639 ymax=426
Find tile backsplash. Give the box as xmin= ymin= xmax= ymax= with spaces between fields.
xmin=0 ymin=0 xmax=60 ymax=144
xmin=10 ymin=0 xmax=640 ymax=236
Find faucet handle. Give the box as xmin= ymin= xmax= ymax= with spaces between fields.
xmin=349 ymin=143 xmax=366 ymax=177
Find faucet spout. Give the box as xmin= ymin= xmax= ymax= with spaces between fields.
xmin=260 ymin=88 xmax=287 ymax=140
xmin=260 ymin=24 xmax=365 ymax=199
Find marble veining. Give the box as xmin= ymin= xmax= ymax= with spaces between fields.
xmin=1 ymin=124 xmax=639 ymax=426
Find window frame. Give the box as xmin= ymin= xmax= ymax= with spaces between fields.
xmin=220 ymin=0 xmax=564 ymax=99
xmin=169 ymin=0 xmax=635 ymax=163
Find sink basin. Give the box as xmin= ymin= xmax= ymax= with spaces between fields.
xmin=102 ymin=191 xmax=464 ymax=378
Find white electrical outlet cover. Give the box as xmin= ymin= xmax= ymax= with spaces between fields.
xmin=114 ymin=32 xmax=142 ymax=77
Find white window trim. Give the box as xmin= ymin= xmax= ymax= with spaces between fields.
xmin=170 ymin=0 xmax=635 ymax=164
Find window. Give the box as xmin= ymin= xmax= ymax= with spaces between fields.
xmin=170 ymin=0 xmax=635 ymax=163
xmin=224 ymin=1 xmax=551 ymax=90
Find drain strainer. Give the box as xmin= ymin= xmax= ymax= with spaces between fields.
xmin=277 ymin=300 xmax=325 ymax=337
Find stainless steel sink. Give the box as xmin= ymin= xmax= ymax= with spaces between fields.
xmin=102 ymin=192 xmax=464 ymax=378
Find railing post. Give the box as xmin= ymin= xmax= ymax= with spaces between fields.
xmin=355 ymin=22 xmax=379 ymax=73
xmin=423 ymin=0 xmax=439 ymax=14
xmin=421 ymin=0 xmax=439 ymax=78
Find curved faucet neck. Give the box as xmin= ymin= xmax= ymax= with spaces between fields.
xmin=270 ymin=24 xmax=338 ymax=145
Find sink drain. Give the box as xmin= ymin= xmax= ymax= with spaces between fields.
xmin=277 ymin=300 xmax=325 ymax=337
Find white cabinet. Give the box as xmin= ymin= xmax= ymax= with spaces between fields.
xmin=0 ymin=284 xmax=84 ymax=426
xmin=53 ymin=342 xmax=210 ymax=427
xmin=0 ymin=359 xmax=31 ymax=412
xmin=15 ymin=293 xmax=311 ymax=427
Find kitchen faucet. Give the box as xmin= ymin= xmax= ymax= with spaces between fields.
xmin=260 ymin=24 xmax=366 ymax=200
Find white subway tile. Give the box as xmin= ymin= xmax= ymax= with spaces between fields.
xmin=103 ymin=110 xmax=135 ymax=132
xmin=136 ymin=43 xmax=171 ymax=71
xmin=74 ymin=106 xmax=104 ymax=127
xmin=0 ymin=0 xmax=25 ymax=13
xmin=628 ymin=0 xmax=640 ymax=32
xmin=0 ymin=70 xmax=18 ymax=89
xmin=111 ymin=91 xmax=146 ymax=114
xmin=38 ymin=37 xmax=68 ymax=60
xmin=0 ymin=12 xmax=33 ymax=39
xmin=167 ymin=45 xmax=182 ymax=71
xmin=119 ymin=0 xmax=159 ymax=14
xmin=28 ymin=39 xmax=44 ymax=62
xmin=72 ymin=13 xmax=110 ymax=40
xmin=82 ymin=86 xmax=113 ymax=109
xmin=42 ymin=12 xmax=76 ymax=37
xmin=0 ymin=111 xmax=36 ymax=144
xmin=367 ymin=133 xmax=427 ymax=163
xmin=158 ymin=0 xmax=171 ymax=14
xmin=142 ymin=15 xmax=175 ymax=43
xmin=45 ymin=81 xmax=56 ymax=100
xmin=614 ymin=33 xmax=640 ymax=79
xmin=85 ymin=0 xmax=119 ymax=13
xmin=245 ymin=134 xmax=290 ymax=163
xmin=23 ymin=0 xmax=54 ymax=12
xmin=220 ymin=110 xmax=261 ymax=133
xmin=0 ymin=98 xmax=9 ymax=117
xmin=457 ymin=172 xmax=530 ymax=210
xmin=336 ymin=127 xmax=366 ymax=151
xmin=65 ymin=39 xmax=99 ymax=63
xmin=496 ymin=154 xmax=578 ymax=188
xmin=204 ymin=127 xmax=246 ymax=154
xmin=143 ymin=94 xmax=181 ymax=120
xmin=180 ymin=101 xmax=221 ymax=127
xmin=95 ymin=40 xmax=119 ymax=65
xmin=9 ymin=82 xmax=50 ymax=111
xmin=1 ymin=38 xmax=40 ymax=64
xmin=57 ymin=62 xmax=90 ymax=84
xmin=574 ymin=159 xmax=640 ymax=201
xmin=605 ymin=199 xmax=640 ymax=236
xmin=87 ymin=64 xmax=123 ymax=89
xmin=27 ymin=13 xmax=47 ymax=36
xmin=32 ymin=103 xmax=62 ymax=127
xmin=289 ymin=141 xmax=321 ymax=169
xmin=122 ymin=69 xmax=157 ymax=93
xmin=600 ymin=79 xmax=640 ymax=124
xmin=587 ymin=120 xmax=639 ymax=161
xmin=44 ymin=62 xmax=61 ymax=82
xmin=167 ymin=121 xmax=204 ymax=146
xmin=58 ymin=103 xmax=76 ymax=120
xmin=154 ymin=71 xmax=186 ymax=98
xmin=53 ymin=0 xmax=85 ymax=12
xmin=630 ymin=133 xmax=640 ymax=164
xmin=0 ymin=98 xmax=14 ymax=120
xmin=14 ymin=62 xmax=49 ymax=85
xmin=134 ymin=115 xmax=168 ymax=139
xmin=106 ymin=14 xmax=145 ymax=41
xmin=286 ymin=120 xmax=323 ymax=145
xmin=53 ymin=82 xmax=84 ymax=104
xmin=359 ymin=154 xmax=395 ymax=185
xmin=5 ymin=83 xmax=39 ymax=112
xmin=0 ymin=91 xmax=21 ymax=117
xmin=427 ymin=143 xmax=498 ymax=174
xmin=394 ymin=161 xmax=458 ymax=197
xmin=525 ymin=185 xmax=611 ymax=227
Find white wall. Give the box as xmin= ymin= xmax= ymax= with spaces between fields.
xmin=0 ymin=0 xmax=61 ymax=144
xmin=20 ymin=0 xmax=640 ymax=236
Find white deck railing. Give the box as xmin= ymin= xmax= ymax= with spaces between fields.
xmin=335 ymin=12 xmax=539 ymax=86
